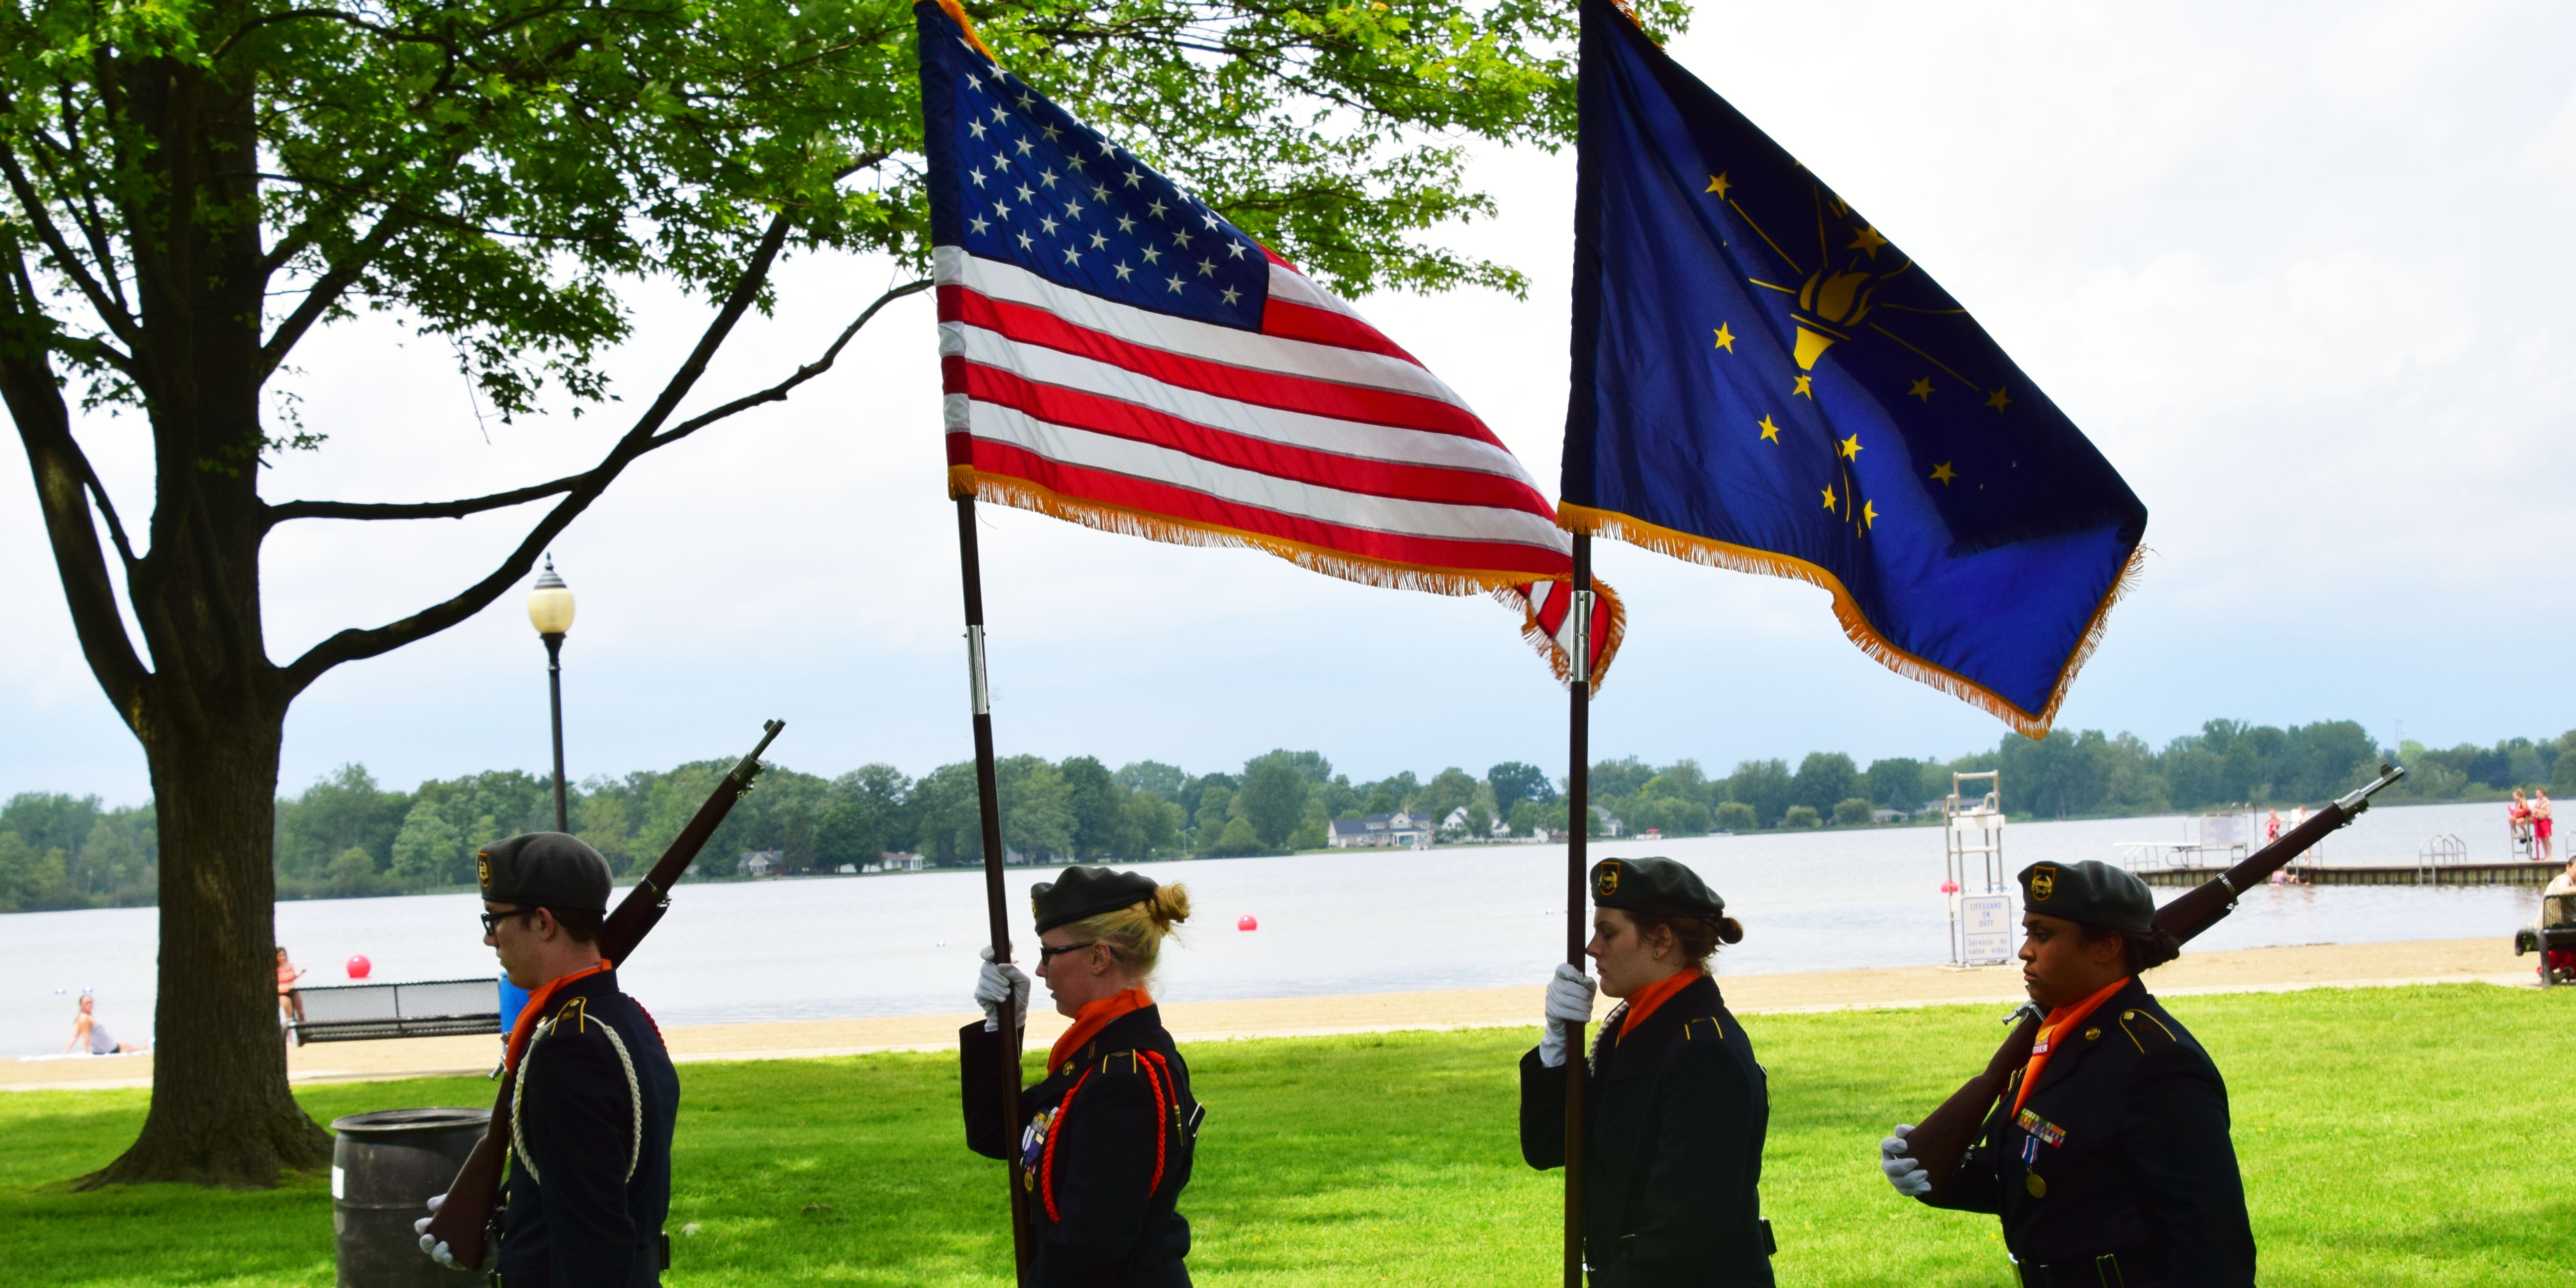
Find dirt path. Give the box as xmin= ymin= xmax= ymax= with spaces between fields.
xmin=6 ymin=936 xmax=2533 ymax=1092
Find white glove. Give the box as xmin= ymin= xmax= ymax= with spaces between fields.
xmin=1536 ymin=963 xmax=1597 ymax=1068
xmin=975 ymin=947 xmax=1030 ymax=1032
xmin=1879 ymin=1124 xmax=1931 ymax=1197
xmin=413 ymin=1192 xmax=464 ymax=1268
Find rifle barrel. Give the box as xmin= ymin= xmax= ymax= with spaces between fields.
xmin=600 ymin=719 xmax=783 ymax=962
xmin=2153 ymin=762 xmax=2406 ymax=944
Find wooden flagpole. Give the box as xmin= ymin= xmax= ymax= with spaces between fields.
xmin=955 ymin=495 xmax=1034 ymax=1283
xmin=1562 ymin=533 xmax=1594 ymax=1288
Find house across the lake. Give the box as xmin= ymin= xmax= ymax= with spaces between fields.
xmin=1441 ymin=805 xmax=1513 ymax=841
xmin=1327 ymin=810 xmax=1436 ymax=849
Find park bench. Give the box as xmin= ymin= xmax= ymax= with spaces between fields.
xmin=288 ymin=978 xmax=500 ymax=1045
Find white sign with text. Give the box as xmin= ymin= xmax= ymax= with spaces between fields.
xmin=1960 ymin=894 xmax=2016 ymax=964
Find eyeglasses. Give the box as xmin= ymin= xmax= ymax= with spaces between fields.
xmin=1035 ymin=941 xmax=1101 ymax=962
xmin=480 ymin=907 xmax=540 ymax=936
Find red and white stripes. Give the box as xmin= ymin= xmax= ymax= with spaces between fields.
xmin=936 ymin=244 xmax=1623 ymax=683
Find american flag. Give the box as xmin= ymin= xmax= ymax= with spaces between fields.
xmin=914 ymin=0 xmax=1622 ymax=685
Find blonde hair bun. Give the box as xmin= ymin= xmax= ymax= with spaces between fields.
xmin=1076 ymin=881 xmax=1191 ymax=980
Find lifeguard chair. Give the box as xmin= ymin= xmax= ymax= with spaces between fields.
xmin=1944 ymin=771 xmax=2011 ymax=967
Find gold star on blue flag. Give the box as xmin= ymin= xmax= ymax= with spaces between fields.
xmin=1560 ymin=0 xmax=2147 ymax=736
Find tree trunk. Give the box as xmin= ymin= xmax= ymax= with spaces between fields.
xmin=83 ymin=713 xmax=331 ymax=1188
xmin=71 ymin=47 xmax=331 ymax=1188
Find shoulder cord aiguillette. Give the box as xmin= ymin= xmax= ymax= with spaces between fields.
xmin=508 ymin=1014 xmax=646 ymax=1186
xmin=508 ymin=1017 xmax=549 ymax=1185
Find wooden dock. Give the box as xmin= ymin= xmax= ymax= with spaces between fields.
xmin=2134 ymin=862 xmax=2560 ymax=888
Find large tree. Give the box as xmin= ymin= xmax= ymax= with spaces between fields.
xmin=3 ymin=0 xmax=1674 ymax=1185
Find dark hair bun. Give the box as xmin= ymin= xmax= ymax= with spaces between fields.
xmin=1714 ymin=916 xmax=1745 ymax=945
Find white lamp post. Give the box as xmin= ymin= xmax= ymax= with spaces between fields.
xmin=526 ymin=555 xmax=577 ymax=832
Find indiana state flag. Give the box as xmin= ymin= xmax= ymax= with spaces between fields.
xmin=1561 ymin=0 xmax=2147 ymax=736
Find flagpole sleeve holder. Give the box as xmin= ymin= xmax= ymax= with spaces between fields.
xmin=1571 ymin=590 xmax=1594 ymax=684
xmin=966 ymin=625 xmax=991 ymax=716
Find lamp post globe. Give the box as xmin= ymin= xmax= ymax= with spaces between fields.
xmin=527 ymin=556 xmax=575 ymax=832
xmin=528 ymin=557 xmax=576 ymax=635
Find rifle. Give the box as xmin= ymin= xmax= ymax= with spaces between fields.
xmin=1903 ymin=762 xmax=2408 ymax=1202
xmin=424 ymin=719 xmax=784 ymax=1269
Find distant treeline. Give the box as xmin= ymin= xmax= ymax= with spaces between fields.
xmin=1 ymin=717 xmax=2562 ymax=911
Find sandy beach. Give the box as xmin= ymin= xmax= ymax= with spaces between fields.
xmin=5 ymin=935 xmax=2530 ymax=1093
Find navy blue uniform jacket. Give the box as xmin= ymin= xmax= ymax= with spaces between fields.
xmin=962 ymin=1005 xmax=1196 ymax=1287
xmin=1920 ymin=978 xmax=2255 ymax=1286
xmin=500 ymin=970 xmax=680 ymax=1288
xmin=1520 ymin=974 xmax=1774 ymax=1287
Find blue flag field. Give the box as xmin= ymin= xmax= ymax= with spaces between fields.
xmin=1560 ymin=0 xmax=2147 ymax=736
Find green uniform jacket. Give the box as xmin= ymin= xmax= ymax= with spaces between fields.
xmin=1520 ymin=973 xmax=1774 ymax=1288
xmin=1919 ymin=978 xmax=2254 ymax=1287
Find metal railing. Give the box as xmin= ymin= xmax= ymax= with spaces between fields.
xmin=2418 ymin=833 xmax=2466 ymax=883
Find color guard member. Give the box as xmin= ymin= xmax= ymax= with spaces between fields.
xmin=964 ymin=867 xmax=1202 ymax=1286
xmin=1522 ymin=857 xmax=1775 ymax=1286
xmin=419 ymin=833 xmax=680 ymax=1287
xmin=1881 ymin=859 xmax=2255 ymax=1287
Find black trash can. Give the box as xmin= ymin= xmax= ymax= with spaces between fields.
xmin=331 ymin=1108 xmax=494 ymax=1287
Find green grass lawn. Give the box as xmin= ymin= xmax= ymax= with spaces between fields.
xmin=4 ymin=983 xmax=2569 ymax=1286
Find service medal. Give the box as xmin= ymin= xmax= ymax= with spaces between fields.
xmin=1020 ymin=1106 xmax=1057 ymax=1174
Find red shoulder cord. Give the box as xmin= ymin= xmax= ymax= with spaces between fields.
xmin=1040 ymin=1066 xmax=1096 ymax=1223
xmin=630 ymin=999 xmax=664 ymax=1043
xmin=1138 ymin=1051 xmax=1172 ymax=1195
xmin=1039 ymin=1052 xmax=1181 ymax=1222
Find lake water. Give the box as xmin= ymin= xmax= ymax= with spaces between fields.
xmin=4 ymin=800 xmax=2543 ymax=1057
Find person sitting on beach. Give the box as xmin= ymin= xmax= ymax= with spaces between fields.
xmin=62 ymin=993 xmax=147 ymax=1055
xmin=2534 ymin=789 xmax=2555 ymax=863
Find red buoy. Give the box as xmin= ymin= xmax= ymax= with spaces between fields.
xmin=1939 ymin=879 xmax=1960 ymax=895
xmin=1236 ymin=915 xmax=1258 ymax=932
xmin=346 ymin=954 xmax=372 ymax=979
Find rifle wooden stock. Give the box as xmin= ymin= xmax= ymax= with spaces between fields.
xmin=1905 ymin=1009 xmax=2037 ymax=1205
xmin=1904 ymin=762 xmax=2407 ymax=1202
xmin=423 ymin=719 xmax=784 ymax=1270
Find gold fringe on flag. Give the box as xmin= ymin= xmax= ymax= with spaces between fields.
xmin=956 ymin=465 xmax=1625 ymax=688
xmin=931 ymin=0 xmax=1000 ymax=61
xmin=1557 ymin=502 xmax=2141 ymax=738
xmin=1498 ymin=580 xmax=1627 ymax=695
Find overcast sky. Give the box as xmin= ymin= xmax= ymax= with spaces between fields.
xmin=7 ymin=0 xmax=2573 ymax=806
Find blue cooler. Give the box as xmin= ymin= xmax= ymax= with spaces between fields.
xmin=497 ymin=974 xmax=532 ymax=1034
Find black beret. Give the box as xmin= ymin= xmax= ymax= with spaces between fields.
xmin=2018 ymin=859 xmax=2154 ymax=935
xmin=478 ymin=832 xmax=612 ymax=913
xmin=1591 ymin=857 xmax=1725 ymax=922
xmin=1031 ymin=866 xmax=1160 ymax=934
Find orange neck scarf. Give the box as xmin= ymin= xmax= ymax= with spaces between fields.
xmin=504 ymin=960 xmax=612 ymax=1074
xmin=2011 ymin=976 xmax=2128 ymax=1116
xmin=1617 ymin=969 xmax=1705 ymax=1038
xmin=1049 ymin=988 xmax=1152 ymax=1075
